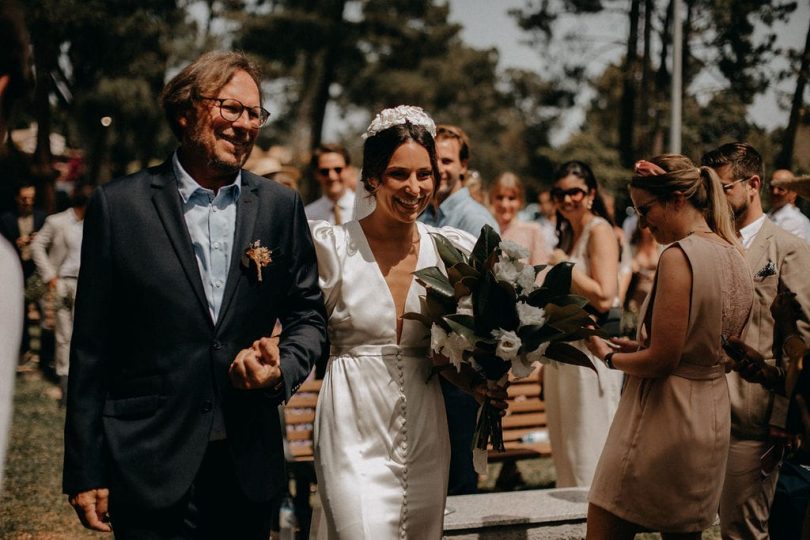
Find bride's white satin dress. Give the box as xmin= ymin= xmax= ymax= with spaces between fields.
xmin=310 ymin=219 xmax=474 ymax=540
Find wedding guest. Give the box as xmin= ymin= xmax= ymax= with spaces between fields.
xmin=0 ymin=0 xmax=32 ymax=492
xmin=586 ymin=155 xmax=753 ymax=539
xmin=767 ymin=169 xmax=810 ymax=243
xmin=418 ymin=123 xmax=498 ymax=495
xmin=63 ymin=51 xmax=328 ymax=537
xmin=30 ymin=184 xmax=92 ymax=406
xmin=0 ymin=180 xmax=45 ymax=360
xmin=543 ymin=160 xmax=623 ymax=487
xmin=305 ymin=143 xmax=354 ymax=225
xmin=703 ymin=143 xmax=810 ymax=538
xmin=622 ymin=222 xmax=659 ymax=332
xmin=536 ymin=188 xmax=558 ymax=250
xmin=465 ymin=169 xmax=486 ymax=205
xmin=307 ymin=105 xmax=506 ymax=538
xmin=489 ymin=171 xmax=548 ymax=265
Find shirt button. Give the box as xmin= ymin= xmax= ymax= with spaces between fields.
xmin=213 ymin=241 xmax=220 ymax=249
xmin=212 ymin=341 xmax=222 ymax=351
xmin=214 ymin=280 xmax=223 ymax=288
xmin=201 ymin=400 xmax=213 ymax=413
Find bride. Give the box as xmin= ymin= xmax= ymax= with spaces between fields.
xmin=307 ymin=106 xmax=504 ymax=539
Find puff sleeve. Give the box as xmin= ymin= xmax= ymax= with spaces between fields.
xmin=309 ymin=220 xmax=345 ymax=318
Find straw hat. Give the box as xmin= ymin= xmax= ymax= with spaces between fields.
xmin=771 ymin=174 xmax=810 ymax=201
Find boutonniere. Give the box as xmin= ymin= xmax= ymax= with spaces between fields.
xmin=755 ymin=260 xmax=776 ymax=279
xmin=242 ymin=240 xmax=272 ymax=282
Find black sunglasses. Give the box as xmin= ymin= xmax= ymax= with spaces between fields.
xmin=550 ymin=187 xmax=587 ymax=202
xmin=318 ymin=167 xmax=344 ymax=177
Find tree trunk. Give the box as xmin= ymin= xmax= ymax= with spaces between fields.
xmin=651 ymin=0 xmax=674 ymax=156
xmin=619 ymin=0 xmax=641 ymax=168
xmin=31 ymin=32 xmax=59 ymax=212
xmin=639 ymin=0 xmax=654 ymax=156
xmin=776 ymin=18 xmax=810 ymax=169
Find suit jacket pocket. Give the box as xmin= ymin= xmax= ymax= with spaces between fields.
xmin=102 ymin=395 xmax=164 ymax=419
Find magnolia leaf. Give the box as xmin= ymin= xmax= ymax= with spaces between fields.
xmin=546 ymin=304 xmax=594 ymax=334
xmin=402 ymin=311 xmax=433 ymax=328
xmin=444 ymin=315 xmax=478 ymax=344
xmin=461 ymin=276 xmax=479 ymax=291
xmin=533 ymin=264 xmax=548 ymax=274
xmin=545 ymin=341 xmax=597 ymax=372
xmin=518 ymin=324 xmax=565 ymax=351
xmin=553 ymin=294 xmax=589 ymax=309
xmin=474 ymin=271 xmax=520 ymax=334
xmin=471 ymin=348 xmax=512 ymax=381
xmin=425 ymin=363 xmax=454 ymax=383
xmin=471 ymin=224 xmax=501 ymax=271
xmin=452 ymin=262 xmax=479 ymax=278
xmin=526 ymin=286 xmax=553 ymax=307
xmin=542 ymin=261 xmax=574 ymax=296
xmin=566 ymin=326 xmax=608 ymax=340
xmin=431 ymin=233 xmax=467 ymax=267
xmin=425 ymin=293 xmax=452 ymax=321
xmin=413 ymin=266 xmax=454 ymax=298
xmin=453 ymin=282 xmax=471 ymax=298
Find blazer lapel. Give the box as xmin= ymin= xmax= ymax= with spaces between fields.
xmin=745 ymin=218 xmax=774 ymax=276
xmin=216 ymin=174 xmax=260 ymax=331
xmin=150 ymin=164 xmax=213 ymax=328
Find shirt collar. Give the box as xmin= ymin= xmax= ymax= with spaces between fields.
xmin=739 ymin=213 xmax=767 ymax=249
xmin=172 ymin=151 xmax=241 ymax=203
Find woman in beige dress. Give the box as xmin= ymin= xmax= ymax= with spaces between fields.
xmin=586 ymin=155 xmax=753 ymax=538
xmin=489 ymin=172 xmax=549 ymax=265
xmin=543 ymin=160 xmax=624 ymax=487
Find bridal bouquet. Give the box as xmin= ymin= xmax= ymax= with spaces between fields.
xmin=405 ymin=225 xmax=599 ymax=470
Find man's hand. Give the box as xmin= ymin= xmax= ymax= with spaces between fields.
xmin=228 ymin=337 xmax=282 ymax=390
xmin=771 ymin=289 xmax=804 ymax=341
xmin=725 ymin=337 xmax=784 ymax=392
xmin=69 ymin=488 xmax=111 ymax=532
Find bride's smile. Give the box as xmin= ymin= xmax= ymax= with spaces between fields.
xmin=372 ymin=140 xmax=435 ymax=224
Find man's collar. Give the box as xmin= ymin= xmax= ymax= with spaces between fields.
xmin=172 ymin=151 xmax=241 ymax=203
xmin=739 ymin=213 xmax=766 ymax=247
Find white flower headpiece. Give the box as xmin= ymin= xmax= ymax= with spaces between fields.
xmin=363 ymin=105 xmax=437 ymax=140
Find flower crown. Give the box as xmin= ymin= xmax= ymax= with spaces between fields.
xmin=363 ymin=105 xmax=437 ymax=140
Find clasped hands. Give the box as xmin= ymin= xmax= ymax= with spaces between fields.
xmin=229 ymin=336 xmax=283 ymax=390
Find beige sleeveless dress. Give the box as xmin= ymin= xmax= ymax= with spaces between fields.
xmin=544 ymin=216 xmax=624 ymax=487
xmin=588 ymin=234 xmax=753 ymax=533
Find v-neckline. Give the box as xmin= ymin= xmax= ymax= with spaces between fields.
xmin=352 ymin=220 xmax=426 ymax=345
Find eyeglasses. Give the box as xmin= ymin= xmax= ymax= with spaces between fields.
xmin=722 ymin=177 xmax=750 ymax=192
xmin=550 ymin=187 xmax=587 ymax=203
xmin=634 ymin=198 xmax=659 ymax=218
xmin=199 ymin=96 xmax=270 ymax=127
xmin=318 ymin=167 xmax=344 ymax=177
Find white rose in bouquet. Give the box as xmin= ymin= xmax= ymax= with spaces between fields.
xmin=430 ymin=323 xmax=448 ymax=354
xmin=516 ymin=264 xmax=537 ymax=292
xmin=524 ymin=342 xmax=551 ymax=365
xmin=499 ymin=240 xmax=529 ymax=261
xmin=457 ymin=295 xmax=474 ymax=316
xmin=444 ymin=333 xmax=473 ymax=372
xmin=492 ymin=328 xmax=522 ymax=361
xmin=494 ymin=260 xmax=520 ymax=284
xmin=516 ymin=302 xmax=546 ymax=327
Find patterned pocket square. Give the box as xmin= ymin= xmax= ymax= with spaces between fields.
xmin=755 ymin=260 xmax=776 ymax=279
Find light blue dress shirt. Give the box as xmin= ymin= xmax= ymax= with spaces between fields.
xmin=419 ymin=186 xmax=499 ymax=236
xmin=173 ymin=153 xmax=241 ymax=323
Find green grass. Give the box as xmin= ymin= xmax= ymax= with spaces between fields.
xmin=1 ymin=372 xmax=99 ymax=539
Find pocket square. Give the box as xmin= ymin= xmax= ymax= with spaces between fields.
xmin=755 ymin=260 xmax=776 ymax=279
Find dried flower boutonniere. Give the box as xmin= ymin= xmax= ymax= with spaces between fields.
xmin=242 ymin=240 xmax=272 ymax=282
xmin=755 ymin=260 xmax=776 ymax=279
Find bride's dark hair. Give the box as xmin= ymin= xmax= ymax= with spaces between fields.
xmin=361 ymin=122 xmax=440 ymax=193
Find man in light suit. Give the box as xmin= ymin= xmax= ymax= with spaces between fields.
xmin=63 ymin=51 xmax=328 ymax=538
xmin=30 ymin=184 xmax=92 ymax=405
xmin=703 ymin=142 xmax=810 ymax=539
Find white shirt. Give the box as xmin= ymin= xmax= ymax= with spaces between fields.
xmin=768 ymin=204 xmax=810 ymax=243
xmin=305 ymin=190 xmax=355 ymax=225
xmin=739 ymin=214 xmax=767 ymax=250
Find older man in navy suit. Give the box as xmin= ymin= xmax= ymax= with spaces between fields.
xmin=63 ymin=51 xmax=328 ymax=538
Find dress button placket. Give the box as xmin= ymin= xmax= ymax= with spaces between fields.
xmin=395 ymin=348 xmax=409 ymax=538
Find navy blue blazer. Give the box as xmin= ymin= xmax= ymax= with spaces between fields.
xmin=62 ymin=159 xmax=328 ymax=508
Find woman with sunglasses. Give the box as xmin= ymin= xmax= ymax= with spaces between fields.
xmin=489 ymin=172 xmax=549 ymax=266
xmin=585 ymin=155 xmax=753 ymax=539
xmin=543 ymin=160 xmax=624 ymax=488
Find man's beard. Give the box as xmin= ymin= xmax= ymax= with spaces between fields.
xmin=733 ymin=199 xmax=749 ymax=222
